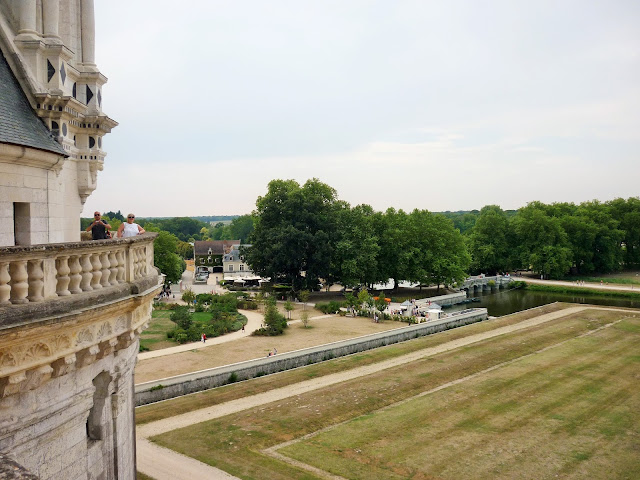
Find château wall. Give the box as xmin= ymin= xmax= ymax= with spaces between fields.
xmin=0 ymin=234 xmax=159 ymax=480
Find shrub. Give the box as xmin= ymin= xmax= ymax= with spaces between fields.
xmin=170 ymin=306 xmax=193 ymax=330
xmin=316 ymin=300 xmax=345 ymax=314
xmin=176 ymin=333 xmax=188 ymax=344
xmin=301 ymin=311 xmax=310 ymax=328
xmin=252 ymin=299 xmax=287 ymax=336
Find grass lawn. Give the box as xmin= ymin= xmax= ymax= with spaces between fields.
xmin=139 ymin=310 xmax=176 ymax=352
xmin=139 ymin=309 xmax=246 ymax=352
xmin=146 ymin=305 xmax=640 ymax=479
xmin=136 ymin=303 xmax=572 ymax=424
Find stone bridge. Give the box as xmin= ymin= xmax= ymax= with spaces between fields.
xmin=459 ymin=274 xmax=514 ymax=292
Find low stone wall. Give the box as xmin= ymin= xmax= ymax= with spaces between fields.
xmin=416 ymin=292 xmax=467 ymax=306
xmin=135 ymin=308 xmax=488 ymax=406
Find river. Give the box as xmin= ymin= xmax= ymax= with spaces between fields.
xmin=444 ymin=287 xmax=640 ymax=317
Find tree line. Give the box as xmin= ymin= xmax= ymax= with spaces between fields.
xmin=83 ymin=189 xmax=639 ymax=287
xmin=245 ymin=179 xmax=640 ymax=289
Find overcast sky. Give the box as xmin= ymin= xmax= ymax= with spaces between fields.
xmin=83 ymin=0 xmax=640 ymax=217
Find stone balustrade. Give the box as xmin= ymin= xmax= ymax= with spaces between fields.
xmin=0 ymin=234 xmax=158 ymax=327
xmin=0 ymin=234 xmax=160 ymax=397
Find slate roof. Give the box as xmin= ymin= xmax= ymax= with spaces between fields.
xmin=0 ymin=49 xmax=67 ymax=156
xmin=194 ymin=240 xmax=240 ymax=256
xmin=223 ymin=244 xmax=251 ymax=262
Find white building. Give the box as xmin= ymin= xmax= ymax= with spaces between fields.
xmin=222 ymin=244 xmax=255 ymax=281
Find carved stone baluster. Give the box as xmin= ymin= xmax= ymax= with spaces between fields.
xmin=56 ymin=255 xmax=71 ymax=296
xmin=9 ymin=260 xmax=29 ymax=304
xmin=140 ymin=246 xmax=148 ymax=276
xmin=27 ymin=259 xmax=44 ymax=302
xmin=108 ymin=251 xmax=118 ymax=285
xmin=91 ymin=253 xmax=102 ymax=289
xmin=116 ymin=250 xmax=125 ymax=283
xmin=100 ymin=252 xmax=110 ymax=287
xmin=68 ymin=255 xmax=83 ymax=294
xmin=0 ymin=262 xmax=11 ymax=305
xmin=133 ymin=248 xmax=140 ymax=280
xmin=80 ymin=254 xmax=93 ymax=291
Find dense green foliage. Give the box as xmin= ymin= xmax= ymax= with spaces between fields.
xmin=246 ymin=179 xmax=340 ymax=290
xmin=167 ymin=295 xmax=246 ymax=343
xmin=253 ymin=298 xmax=288 ymax=336
xmin=205 ymin=214 xmax=255 ymax=243
xmin=461 ymin=198 xmax=639 ymax=278
xmin=245 ymin=179 xmax=470 ymax=290
xmin=152 ymin=230 xmax=186 ymax=283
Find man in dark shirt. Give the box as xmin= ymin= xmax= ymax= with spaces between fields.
xmin=86 ymin=211 xmax=112 ymax=240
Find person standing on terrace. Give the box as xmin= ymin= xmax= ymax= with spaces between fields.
xmin=117 ymin=214 xmax=145 ymax=238
xmin=86 ymin=212 xmax=111 ymax=240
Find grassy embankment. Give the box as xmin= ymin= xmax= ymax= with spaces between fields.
xmin=151 ymin=309 xmax=639 ymax=479
xmin=141 ymin=305 xmax=639 ymax=479
xmin=525 ymin=282 xmax=640 ymax=299
xmin=136 ymin=303 xmax=572 ymax=424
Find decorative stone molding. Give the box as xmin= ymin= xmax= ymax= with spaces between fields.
xmin=0 ymin=235 xmax=160 ymax=398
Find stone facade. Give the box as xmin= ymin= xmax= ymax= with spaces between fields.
xmin=0 ymin=236 xmax=159 ymax=480
xmin=0 ymin=3 xmax=155 ymax=479
xmin=0 ymin=0 xmax=117 ymax=247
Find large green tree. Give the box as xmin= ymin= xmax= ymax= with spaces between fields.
xmin=560 ymin=201 xmax=623 ymax=274
xmin=468 ymin=205 xmax=512 ymax=274
xmin=373 ymin=208 xmax=413 ymax=290
xmin=511 ymin=202 xmax=572 ymax=278
xmin=245 ymin=178 xmax=339 ymax=290
xmin=330 ymin=203 xmax=380 ymax=288
xmin=608 ymin=197 xmax=640 ymax=268
xmin=407 ymin=210 xmax=471 ymax=289
xmin=229 ymin=215 xmax=255 ymax=243
xmin=153 ymin=231 xmax=186 ymax=283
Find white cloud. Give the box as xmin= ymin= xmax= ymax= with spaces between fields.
xmin=84 ymin=0 xmax=640 ymax=217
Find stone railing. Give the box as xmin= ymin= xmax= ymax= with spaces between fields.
xmin=0 ymin=234 xmax=159 ymax=398
xmin=0 ymin=233 xmax=159 ymax=327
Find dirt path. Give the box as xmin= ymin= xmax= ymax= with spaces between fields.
xmin=136 ymin=306 xmax=635 ymax=479
xmin=136 ymin=438 xmax=239 ymax=480
xmin=523 ymin=276 xmax=639 ymax=292
xmin=135 ymin=314 xmax=401 ymax=383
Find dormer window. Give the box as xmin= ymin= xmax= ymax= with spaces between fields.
xmin=208 ymin=248 xmax=212 ymax=255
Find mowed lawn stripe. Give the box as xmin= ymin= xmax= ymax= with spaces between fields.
xmin=148 ymin=310 xmax=636 ymax=479
xmin=137 ymin=304 xmax=578 ymax=426
xmin=278 ymin=318 xmax=640 ymax=480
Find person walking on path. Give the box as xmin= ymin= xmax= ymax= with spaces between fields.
xmin=117 ymin=213 xmax=146 ymax=238
xmin=86 ymin=212 xmax=111 ymax=240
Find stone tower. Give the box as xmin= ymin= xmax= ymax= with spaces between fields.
xmin=0 ymin=2 xmax=158 ymax=479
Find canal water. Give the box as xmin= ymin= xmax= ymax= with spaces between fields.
xmin=444 ymin=287 xmax=640 ymax=317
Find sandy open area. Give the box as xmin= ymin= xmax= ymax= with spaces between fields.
xmin=135 ymin=314 xmax=405 ymax=384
